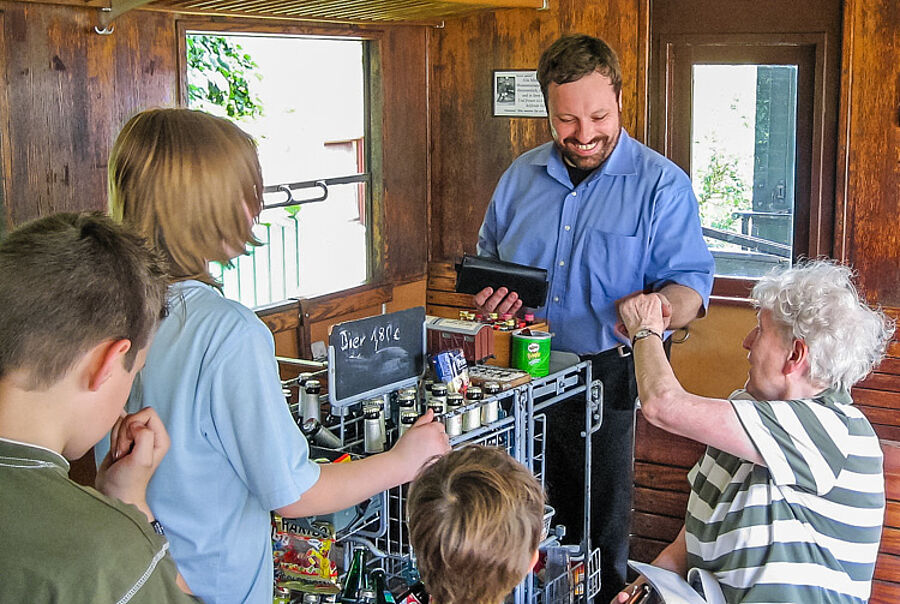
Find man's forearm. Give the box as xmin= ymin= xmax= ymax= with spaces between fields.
xmin=658 ymin=283 xmax=704 ymax=329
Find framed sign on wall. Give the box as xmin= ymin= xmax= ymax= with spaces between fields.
xmin=492 ymin=70 xmax=548 ymax=117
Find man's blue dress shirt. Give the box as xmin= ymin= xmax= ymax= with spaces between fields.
xmin=477 ymin=129 xmax=714 ymax=355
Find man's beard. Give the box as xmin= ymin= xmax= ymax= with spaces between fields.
xmin=557 ymin=132 xmax=619 ymax=171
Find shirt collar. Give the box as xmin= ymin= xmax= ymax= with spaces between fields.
xmin=533 ymin=127 xmax=636 ymax=187
xmin=815 ymin=387 xmax=853 ymax=405
xmin=0 ymin=436 xmax=70 ymax=473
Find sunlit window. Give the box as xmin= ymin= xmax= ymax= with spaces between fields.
xmin=187 ymin=33 xmax=370 ymax=307
xmin=691 ymin=64 xmax=797 ymax=278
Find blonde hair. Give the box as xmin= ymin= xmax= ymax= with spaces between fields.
xmin=108 ymin=108 xmax=263 ymax=285
xmin=407 ymin=445 xmax=545 ymax=604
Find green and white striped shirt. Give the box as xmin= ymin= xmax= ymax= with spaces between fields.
xmin=685 ymin=388 xmax=884 ymax=603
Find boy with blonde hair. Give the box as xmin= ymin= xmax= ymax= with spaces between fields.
xmin=98 ymin=107 xmax=450 ymax=604
xmin=407 ymin=445 xmax=546 ymax=604
xmin=0 ymin=212 xmax=196 ymax=602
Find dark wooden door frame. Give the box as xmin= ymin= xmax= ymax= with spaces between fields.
xmin=651 ymin=32 xmax=837 ymax=298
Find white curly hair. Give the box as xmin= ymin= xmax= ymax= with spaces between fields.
xmin=751 ymin=259 xmax=895 ymax=392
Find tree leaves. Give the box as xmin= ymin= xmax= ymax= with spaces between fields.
xmin=186 ymin=35 xmax=263 ymax=120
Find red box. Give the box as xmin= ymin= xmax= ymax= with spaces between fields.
xmin=425 ymin=316 xmax=494 ymax=363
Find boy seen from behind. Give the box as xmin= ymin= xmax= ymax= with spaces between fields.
xmin=407 ymin=445 xmax=545 ymax=604
xmin=0 ymin=212 xmax=197 ymax=602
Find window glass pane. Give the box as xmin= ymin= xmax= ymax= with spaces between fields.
xmin=187 ymin=33 xmax=368 ymax=306
xmin=691 ymin=64 xmax=796 ymax=278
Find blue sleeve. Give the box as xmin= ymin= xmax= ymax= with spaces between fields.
xmin=207 ymin=319 xmax=321 ymax=511
xmin=646 ymin=181 xmax=715 ymax=310
xmin=477 ymin=194 xmax=500 ymax=259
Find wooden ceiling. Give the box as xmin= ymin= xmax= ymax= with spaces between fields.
xmin=89 ymin=0 xmax=547 ymax=25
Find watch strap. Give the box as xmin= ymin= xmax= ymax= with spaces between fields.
xmin=631 ymin=328 xmax=662 ymax=346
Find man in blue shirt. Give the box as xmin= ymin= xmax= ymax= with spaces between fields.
xmin=475 ymin=33 xmax=714 ymax=602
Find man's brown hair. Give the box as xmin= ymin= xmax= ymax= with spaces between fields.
xmin=0 ymin=212 xmax=168 ymax=390
xmin=407 ymin=445 xmax=545 ymax=604
xmin=536 ymin=33 xmax=623 ymax=103
xmin=108 ymin=108 xmax=263 ymax=286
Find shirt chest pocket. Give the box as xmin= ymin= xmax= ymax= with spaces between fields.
xmin=583 ymin=229 xmax=645 ymax=300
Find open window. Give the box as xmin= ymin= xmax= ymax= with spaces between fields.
xmin=180 ymin=27 xmax=376 ymax=308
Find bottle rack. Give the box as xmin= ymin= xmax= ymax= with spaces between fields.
xmin=279 ymin=354 xmax=603 ymax=603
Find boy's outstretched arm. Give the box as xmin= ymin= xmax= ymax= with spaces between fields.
xmin=277 ymin=409 xmax=450 ymax=518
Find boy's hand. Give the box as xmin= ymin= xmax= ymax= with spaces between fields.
xmin=388 ymin=408 xmax=451 ymax=483
xmin=95 ymin=407 xmax=170 ymax=521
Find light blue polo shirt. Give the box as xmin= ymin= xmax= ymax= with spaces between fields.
xmin=477 ymin=129 xmax=714 ymax=355
xmin=97 ymin=280 xmax=321 ymax=604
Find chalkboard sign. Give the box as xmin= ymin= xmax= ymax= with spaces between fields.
xmin=327 ymin=306 xmax=426 ymax=406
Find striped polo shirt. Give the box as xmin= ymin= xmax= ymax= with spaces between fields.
xmin=685 ymin=388 xmax=884 ymax=603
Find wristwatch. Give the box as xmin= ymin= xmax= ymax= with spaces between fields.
xmin=631 ymin=328 xmax=662 ymax=346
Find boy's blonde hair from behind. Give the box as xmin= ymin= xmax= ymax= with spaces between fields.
xmin=108 ymin=108 xmax=263 ymax=285
xmin=407 ymin=444 xmax=545 ymax=604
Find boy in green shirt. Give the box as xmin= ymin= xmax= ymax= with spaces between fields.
xmin=0 ymin=212 xmax=197 ymax=602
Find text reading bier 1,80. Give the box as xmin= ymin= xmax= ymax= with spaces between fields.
xmin=339 ymin=324 xmax=402 ymax=355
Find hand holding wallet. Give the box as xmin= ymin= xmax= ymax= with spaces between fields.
xmin=454 ymin=254 xmax=549 ymax=308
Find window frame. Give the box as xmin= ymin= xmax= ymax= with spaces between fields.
xmin=650 ymin=31 xmax=838 ymax=298
xmin=176 ymin=19 xmax=383 ymax=306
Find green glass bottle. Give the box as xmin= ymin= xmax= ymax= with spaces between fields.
xmin=370 ymin=569 xmax=396 ymax=604
xmin=340 ymin=546 xmax=368 ymax=603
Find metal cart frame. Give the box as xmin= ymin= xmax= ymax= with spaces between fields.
xmin=279 ymin=353 xmax=603 ymax=603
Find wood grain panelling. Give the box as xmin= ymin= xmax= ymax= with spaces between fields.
xmin=379 ymin=26 xmax=429 ymax=283
xmin=0 ymin=2 xmax=176 ymax=229
xmin=835 ymin=0 xmax=900 ymax=307
xmin=428 ymin=0 xmax=644 ymax=265
xmin=874 ymin=442 xmax=900 ymax=602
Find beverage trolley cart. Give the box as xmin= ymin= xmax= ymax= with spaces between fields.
xmin=275 ymin=311 xmax=603 ymax=603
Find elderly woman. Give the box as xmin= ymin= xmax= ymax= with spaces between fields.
xmin=615 ymin=260 xmax=895 ymax=604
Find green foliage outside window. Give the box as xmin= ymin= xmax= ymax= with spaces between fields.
xmin=186 ymin=35 xmax=263 ymax=120
xmin=696 ymin=146 xmax=750 ymax=233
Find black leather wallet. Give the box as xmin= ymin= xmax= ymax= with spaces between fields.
xmin=454 ymin=254 xmax=549 ymax=308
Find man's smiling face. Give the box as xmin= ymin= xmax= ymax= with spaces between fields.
xmin=547 ymin=70 xmax=622 ymax=171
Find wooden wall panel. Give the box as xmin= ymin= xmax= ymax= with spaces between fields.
xmin=0 ymin=2 xmax=177 ymax=229
xmin=836 ymin=0 xmax=900 ymax=307
xmin=428 ymin=0 xmax=643 ymax=265
xmin=378 ymin=26 xmax=429 ymax=283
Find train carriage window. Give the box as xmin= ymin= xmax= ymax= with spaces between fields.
xmin=650 ymin=0 xmax=841 ymax=297
xmin=184 ymin=32 xmax=373 ymax=308
xmin=690 ymin=63 xmax=799 ymax=278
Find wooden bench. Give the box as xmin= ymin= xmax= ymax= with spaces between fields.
xmin=871 ymin=439 xmax=900 ymax=603
xmin=632 ymin=418 xmax=900 ymax=601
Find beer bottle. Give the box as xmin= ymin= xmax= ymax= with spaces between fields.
xmin=340 ymin=546 xmax=368 ymax=603
xmin=445 ymin=393 xmax=463 ymax=437
xmin=363 ymin=405 xmax=385 ymax=454
xmin=462 ymin=386 xmax=483 ymax=432
xmin=369 ymin=569 xmax=396 ymax=604
xmin=302 ymin=379 xmax=322 ymax=422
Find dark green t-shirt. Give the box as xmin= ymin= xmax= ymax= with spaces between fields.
xmin=0 ymin=437 xmax=201 ymax=603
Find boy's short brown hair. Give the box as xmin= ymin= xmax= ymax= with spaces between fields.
xmin=0 ymin=212 xmax=167 ymax=390
xmin=407 ymin=445 xmax=545 ymax=604
xmin=108 ymin=108 xmax=263 ymax=285
xmin=536 ymin=33 xmax=623 ymax=103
